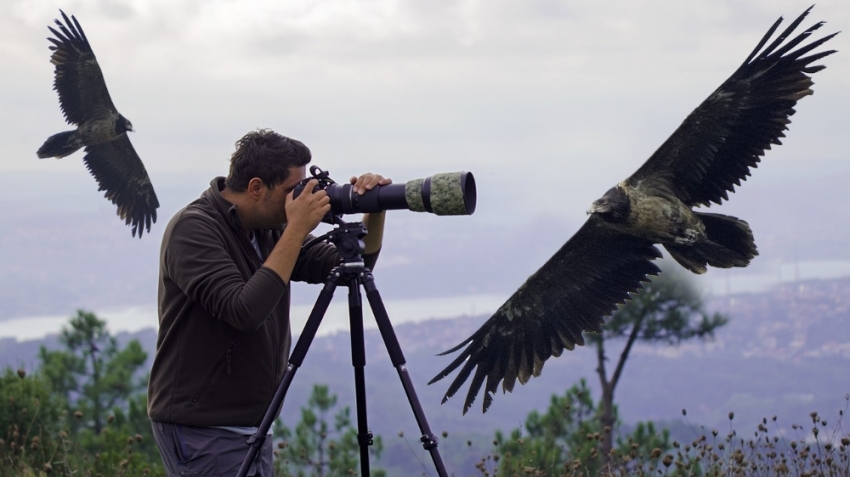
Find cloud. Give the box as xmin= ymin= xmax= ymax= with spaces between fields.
xmin=2 ymin=0 xmax=847 ymax=196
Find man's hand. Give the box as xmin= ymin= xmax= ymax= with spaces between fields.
xmin=349 ymin=173 xmax=391 ymax=255
xmin=349 ymin=173 xmax=392 ymax=195
xmin=285 ymin=179 xmax=330 ymax=239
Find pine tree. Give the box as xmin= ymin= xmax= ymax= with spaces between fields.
xmin=588 ymin=269 xmax=727 ymax=464
xmin=274 ymin=384 xmax=385 ymax=476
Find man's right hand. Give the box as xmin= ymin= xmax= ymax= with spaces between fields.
xmin=284 ymin=179 xmax=331 ymax=239
xmin=263 ymin=179 xmax=331 ymax=284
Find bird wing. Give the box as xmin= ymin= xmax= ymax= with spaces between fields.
xmin=47 ymin=10 xmax=117 ymax=125
xmin=429 ymin=216 xmax=662 ymax=414
xmin=627 ymin=7 xmax=837 ymax=207
xmin=83 ymin=134 xmax=159 ymax=238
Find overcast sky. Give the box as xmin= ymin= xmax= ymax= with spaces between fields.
xmin=4 ymin=1 xmax=848 ymax=201
xmin=1 ymin=1 xmax=848 ymax=321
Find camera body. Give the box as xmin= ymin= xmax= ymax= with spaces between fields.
xmin=293 ymin=166 xmax=476 ymax=217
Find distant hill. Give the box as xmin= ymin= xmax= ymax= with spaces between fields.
xmin=2 ymin=276 xmax=849 ymax=475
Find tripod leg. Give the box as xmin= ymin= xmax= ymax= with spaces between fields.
xmin=347 ymin=278 xmax=373 ymax=477
xmin=236 ymin=275 xmax=340 ymax=477
xmin=361 ymin=275 xmax=449 ymax=477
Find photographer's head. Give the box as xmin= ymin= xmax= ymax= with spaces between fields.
xmin=222 ymin=129 xmax=313 ymax=229
xmin=226 ymin=129 xmax=311 ymax=192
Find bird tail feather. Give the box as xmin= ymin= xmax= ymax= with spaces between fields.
xmin=37 ymin=130 xmax=83 ymax=159
xmin=665 ymin=212 xmax=758 ymax=274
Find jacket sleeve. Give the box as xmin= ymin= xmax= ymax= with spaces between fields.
xmin=364 ymin=248 xmax=380 ymax=271
xmin=291 ymin=237 xmax=339 ymax=284
xmin=163 ymin=211 xmax=288 ymax=332
xmin=291 ymin=238 xmax=381 ymax=284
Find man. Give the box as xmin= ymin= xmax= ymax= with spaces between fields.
xmin=147 ymin=129 xmax=389 ymax=476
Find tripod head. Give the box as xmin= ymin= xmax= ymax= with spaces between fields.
xmin=303 ymin=216 xmax=368 ymax=264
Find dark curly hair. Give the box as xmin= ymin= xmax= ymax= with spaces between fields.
xmin=225 ymin=129 xmax=311 ymax=192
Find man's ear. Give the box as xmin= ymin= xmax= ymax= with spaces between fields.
xmin=247 ymin=177 xmax=265 ymax=200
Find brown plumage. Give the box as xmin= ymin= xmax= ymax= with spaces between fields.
xmin=430 ymin=6 xmax=838 ymax=414
xmin=37 ymin=10 xmax=159 ymax=238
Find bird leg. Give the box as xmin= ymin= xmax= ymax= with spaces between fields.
xmin=673 ymin=228 xmax=700 ymax=245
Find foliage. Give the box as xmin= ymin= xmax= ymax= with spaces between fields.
xmin=479 ymin=392 xmax=850 ymax=476
xmin=274 ymin=384 xmax=386 ymax=477
xmin=0 ymin=367 xmax=160 ymax=477
xmin=482 ymin=379 xmax=669 ymax=476
xmin=0 ymin=310 xmax=163 ymax=476
xmin=0 ymin=368 xmax=67 ymax=475
xmin=38 ymin=310 xmax=148 ymax=436
xmin=650 ymin=402 xmax=850 ymax=477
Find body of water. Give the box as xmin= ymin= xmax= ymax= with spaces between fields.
xmin=0 ymin=293 xmax=506 ymax=342
xmin=3 ymin=259 xmax=849 ymax=342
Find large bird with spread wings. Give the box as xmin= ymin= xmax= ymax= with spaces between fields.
xmin=37 ymin=10 xmax=159 ymax=238
xmin=430 ymin=6 xmax=838 ymax=414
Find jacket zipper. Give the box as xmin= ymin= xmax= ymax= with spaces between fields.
xmin=192 ymin=342 xmax=235 ymax=403
xmin=226 ymin=346 xmax=233 ymax=375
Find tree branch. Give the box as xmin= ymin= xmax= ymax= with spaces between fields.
xmin=595 ymin=338 xmax=608 ymax=389
xmin=611 ymin=310 xmax=646 ymax=391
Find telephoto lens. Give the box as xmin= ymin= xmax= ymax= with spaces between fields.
xmin=294 ymin=167 xmax=476 ymax=216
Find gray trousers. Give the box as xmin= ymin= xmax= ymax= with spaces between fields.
xmin=151 ymin=421 xmax=273 ymax=477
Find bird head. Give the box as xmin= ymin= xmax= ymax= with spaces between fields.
xmin=587 ymin=185 xmax=630 ymax=223
xmin=116 ymin=115 xmax=134 ymax=134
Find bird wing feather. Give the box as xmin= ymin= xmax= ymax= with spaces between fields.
xmin=83 ymin=134 xmax=159 ymax=238
xmin=47 ymin=10 xmax=117 ymax=126
xmin=429 ymin=216 xmax=662 ymax=414
xmin=627 ymin=6 xmax=838 ymax=207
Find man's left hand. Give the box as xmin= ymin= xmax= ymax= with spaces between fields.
xmin=350 ymin=173 xmax=392 ymax=195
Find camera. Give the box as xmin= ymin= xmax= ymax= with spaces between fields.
xmin=293 ymin=166 xmax=476 ymax=216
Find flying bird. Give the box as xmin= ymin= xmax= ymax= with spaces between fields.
xmin=37 ymin=10 xmax=159 ymax=238
xmin=430 ymin=6 xmax=838 ymax=414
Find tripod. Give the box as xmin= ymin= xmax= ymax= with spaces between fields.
xmin=237 ymin=218 xmax=448 ymax=477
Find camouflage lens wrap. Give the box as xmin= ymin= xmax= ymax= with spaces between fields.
xmin=404 ymin=178 xmax=427 ymax=212
xmin=429 ymin=172 xmax=469 ymax=215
